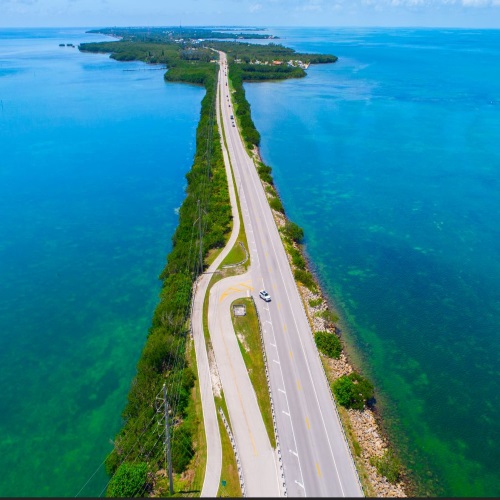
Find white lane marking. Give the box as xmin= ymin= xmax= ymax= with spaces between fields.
xmin=289 ymin=449 xmax=298 ymax=457
xmin=283 ymin=411 xmax=290 ymax=417
xmin=241 ymin=127 xmax=348 ymax=496
xmin=273 ymin=359 xmax=280 ymax=365
xmin=218 ymin=59 xmax=307 ymax=496
xmin=278 ymin=388 xmax=286 ymax=394
xmin=270 ymin=343 xmax=277 ymax=348
xmin=295 ymin=480 xmax=305 ymax=490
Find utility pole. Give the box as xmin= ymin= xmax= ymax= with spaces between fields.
xmin=163 ymin=384 xmax=174 ymax=495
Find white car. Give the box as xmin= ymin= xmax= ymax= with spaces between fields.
xmin=259 ymin=290 xmax=271 ymax=302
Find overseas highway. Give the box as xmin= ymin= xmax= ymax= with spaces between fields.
xmin=216 ymin=51 xmax=363 ymax=498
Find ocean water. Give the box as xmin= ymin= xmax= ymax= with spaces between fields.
xmin=0 ymin=28 xmax=203 ymax=496
xmin=245 ymin=28 xmax=500 ymax=496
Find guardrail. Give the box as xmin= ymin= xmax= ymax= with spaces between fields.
xmin=265 ymin=207 xmax=365 ymax=495
xmin=252 ymin=296 xmax=288 ymax=497
xmin=294 ymin=286 xmax=365 ymax=495
xmin=218 ymin=407 xmax=246 ymax=497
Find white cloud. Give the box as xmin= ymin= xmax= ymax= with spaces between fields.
xmin=363 ymin=0 xmax=499 ymax=5
xmin=249 ymin=2 xmax=262 ymax=12
xmin=461 ymin=0 xmax=489 ymax=5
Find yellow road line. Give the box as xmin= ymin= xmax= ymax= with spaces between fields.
xmin=289 ymin=350 xmax=293 ymax=359
xmin=316 ymin=462 xmax=322 ymax=477
xmin=250 ymin=432 xmax=258 ymax=456
xmin=297 ymin=380 xmax=302 ymax=391
xmin=306 ymin=416 xmax=311 ymax=430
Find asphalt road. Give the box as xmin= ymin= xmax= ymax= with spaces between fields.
xmin=217 ymin=52 xmax=364 ymax=498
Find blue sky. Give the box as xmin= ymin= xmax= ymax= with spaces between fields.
xmin=1 ymin=0 xmax=499 ymax=28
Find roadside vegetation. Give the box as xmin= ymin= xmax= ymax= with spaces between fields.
xmin=370 ymin=449 xmax=403 ymax=484
xmin=231 ymin=298 xmax=276 ymax=448
xmin=332 ymin=372 xmax=375 ymax=411
xmin=80 ymin=33 xmax=233 ymax=496
xmin=314 ymin=331 xmax=342 ymax=359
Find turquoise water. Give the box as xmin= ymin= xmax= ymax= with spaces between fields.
xmin=245 ymin=28 xmax=500 ymax=496
xmin=0 ymin=28 xmax=203 ymax=496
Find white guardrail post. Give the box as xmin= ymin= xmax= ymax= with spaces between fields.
xmin=218 ymin=407 xmax=246 ymax=497
xmin=264 ymin=194 xmax=364 ymax=495
xmin=252 ymin=296 xmax=288 ymax=497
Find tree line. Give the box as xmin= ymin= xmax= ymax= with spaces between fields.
xmin=80 ymin=39 xmax=231 ymax=496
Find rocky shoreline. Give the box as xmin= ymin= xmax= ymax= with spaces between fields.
xmin=252 ymin=146 xmax=408 ymax=497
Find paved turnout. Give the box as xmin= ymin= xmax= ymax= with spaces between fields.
xmin=209 ymin=274 xmax=281 ymax=497
xmin=216 ymin=51 xmax=364 ymax=497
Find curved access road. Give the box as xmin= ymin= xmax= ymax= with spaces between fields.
xmin=208 ymin=273 xmax=281 ymax=497
xmin=217 ymin=51 xmax=364 ymax=498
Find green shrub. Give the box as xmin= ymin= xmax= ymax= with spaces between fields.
xmin=293 ymin=269 xmax=317 ymax=291
xmin=269 ymin=196 xmax=284 ymax=214
xmin=353 ymin=438 xmax=362 ymax=457
xmin=308 ymin=297 xmax=323 ymax=308
xmin=316 ymin=309 xmax=339 ymax=324
xmin=289 ymin=247 xmax=306 ymax=270
xmin=284 ymin=221 xmax=304 ymax=243
xmin=332 ymin=372 xmax=374 ymax=410
xmin=107 ymin=462 xmax=148 ymax=498
xmin=314 ymin=331 xmax=342 ymax=359
xmin=370 ymin=450 xmax=402 ymax=483
xmin=257 ymin=164 xmax=274 ymax=184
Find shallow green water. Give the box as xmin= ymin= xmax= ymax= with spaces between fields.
xmin=245 ymin=27 xmax=500 ymax=496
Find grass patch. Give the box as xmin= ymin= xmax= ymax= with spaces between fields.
xmin=205 ymin=247 xmax=223 ymax=267
xmin=214 ymin=392 xmax=242 ymax=498
xmin=288 ymin=246 xmax=306 ymax=270
xmin=269 ymin=196 xmax=284 ymax=214
xmin=203 ymin=273 xmax=224 ymax=344
xmin=293 ymin=269 xmax=317 ymax=292
xmin=370 ymin=450 xmax=402 ymax=484
xmin=221 ymin=242 xmax=247 ymax=267
xmin=230 ymin=298 xmax=276 ymax=448
xmin=308 ymin=297 xmax=323 ymax=308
